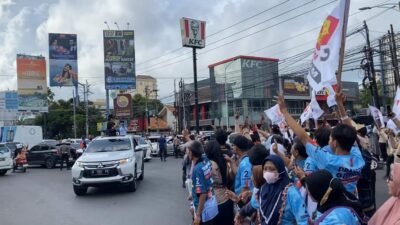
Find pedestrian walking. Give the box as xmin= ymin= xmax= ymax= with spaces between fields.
xmin=59 ymin=139 xmax=71 ymax=170
xmin=158 ymin=135 xmax=167 ymax=161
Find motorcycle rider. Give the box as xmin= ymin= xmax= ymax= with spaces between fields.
xmin=13 ymin=144 xmax=27 ymax=172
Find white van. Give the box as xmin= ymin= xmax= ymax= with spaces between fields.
xmin=0 ymin=126 xmax=43 ymax=149
xmin=0 ymin=143 xmax=13 ymax=175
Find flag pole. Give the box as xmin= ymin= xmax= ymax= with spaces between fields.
xmin=336 ymin=0 xmax=351 ymax=90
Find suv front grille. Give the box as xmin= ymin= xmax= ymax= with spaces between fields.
xmin=83 ymin=168 xmax=119 ymax=178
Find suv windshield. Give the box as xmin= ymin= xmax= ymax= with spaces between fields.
xmin=0 ymin=145 xmax=9 ymax=154
xmin=85 ymin=139 xmax=132 ymax=153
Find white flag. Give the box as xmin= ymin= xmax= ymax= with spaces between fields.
xmin=369 ymin=105 xmax=385 ymax=128
xmin=392 ymin=86 xmax=400 ymax=117
xmin=300 ymin=103 xmax=312 ymax=125
xmin=387 ymin=119 xmax=400 ymax=135
xmin=307 ymin=0 xmax=349 ymax=91
xmin=264 ymin=105 xmax=285 ymax=125
xmin=324 ymin=84 xmax=337 ymax=107
xmin=310 ymin=91 xmax=324 ymax=120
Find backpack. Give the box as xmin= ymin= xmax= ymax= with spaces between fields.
xmin=356 ymin=141 xmax=376 ymax=218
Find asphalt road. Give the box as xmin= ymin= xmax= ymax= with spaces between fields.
xmin=0 ymin=158 xmax=390 ymax=225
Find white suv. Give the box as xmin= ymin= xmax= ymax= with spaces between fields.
xmin=71 ymin=136 xmax=144 ymax=196
xmin=0 ymin=144 xmax=13 ymax=175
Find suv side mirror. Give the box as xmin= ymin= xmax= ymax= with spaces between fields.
xmin=135 ymin=146 xmax=143 ymax=152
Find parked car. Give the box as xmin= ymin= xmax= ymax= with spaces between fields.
xmin=0 ymin=143 xmax=13 ymax=175
xmin=148 ymin=136 xmax=160 ymax=156
xmin=26 ymin=143 xmax=60 ymax=169
xmin=132 ymin=135 xmax=151 ymax=162
xmin=71 ymin=135 xmax=144 ymax=196
xmin=42 ymin=139 xmax=59 ymax=146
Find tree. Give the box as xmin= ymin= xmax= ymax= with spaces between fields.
xmin=131 ymin=94 xmax=163 ymax=118
xmin=358 ymin=80 xmax=387 ymax=108
xmin=34 ymin=98 xmax=104 ymax=139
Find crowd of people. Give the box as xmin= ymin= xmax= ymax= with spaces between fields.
xmin=180 ymin=89 xmax=400 ymax=225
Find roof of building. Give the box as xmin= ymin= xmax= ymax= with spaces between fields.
xmin=208 ymin=55 xmax=279 ymax=68
xmin=158 ymin=105 xmax=176 ymax=117
xmin=136 ymin=75 xmax=156 ymax=80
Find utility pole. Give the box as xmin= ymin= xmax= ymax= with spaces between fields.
xmin=192 ymin=47 xmax=200 ymax=134
xmin=73 ymin=89 xmax=77 ymax=139
xmin=153 ymin=88 xmax=159 ymax=133
xmin=174 ymin=78 xmax=177 ymax=133
xmin=379 ymin=39 xmax=388 ymax=113
xmin=85 ymin=80 xmax=90 ymax=138
xmin=145 ymin=86 xmax=149 ymax=134
xmin=364 ymin=20 xmax=380 ymax=108
xmin=179 ymin=79 xmax=186 ymax=131
xmin=389 ymin=24 xmax=400 ymax=87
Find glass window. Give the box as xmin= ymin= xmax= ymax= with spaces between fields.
xmin=0 ymin=145 xmax=9 ymax=153
xmin=85 ymin=138 xmax=132 ymax=153
xmin=30 ymin=146 xmax=41 ymax=152
xmin=138 ymin=137 xmax=147 ymax=145
xmin=40 ymin=145 xmax=50 ymax=151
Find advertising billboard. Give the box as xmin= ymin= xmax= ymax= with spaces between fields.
xmin=16 ymin=55 xmax=48 ymax=112
xmin=49 ymin=33 xmax=78 ymax=87
xmin=281 ymin=75 xmax=310 ymax=96
xmin=113 ymin=94 xmax=132 ymax=119
xmin=103 ymin=30 xmax=136 ymax=90
xmin=180 ymin=17 xmax=206 ymax=48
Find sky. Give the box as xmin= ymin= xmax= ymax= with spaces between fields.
xmin=1 ymin=0 xmax=400 ymax=106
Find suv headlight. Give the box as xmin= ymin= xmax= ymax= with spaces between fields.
xmin=75 ymin=161 xmax=83 ymax=168
xmin=119 ymin=157 xmax=133 ymax=165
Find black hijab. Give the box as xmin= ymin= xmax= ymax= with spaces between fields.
xmin=305 ymin=170 xmax=362 ymax=214
xmin=259 ymin=155 xmax=290 ymax=225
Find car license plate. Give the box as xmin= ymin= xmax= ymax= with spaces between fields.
xmin=92 ymin=169 xmax=109 ymax=176
xmin=0 ymin=158 xmax=5 ymax=161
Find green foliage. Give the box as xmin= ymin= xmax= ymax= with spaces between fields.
xmin=34 ymin=99 xmax=104 ymax=139
xmin=131 ymin=94 xmax=163 ymax=118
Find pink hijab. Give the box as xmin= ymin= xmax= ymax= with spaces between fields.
xmin=369 ymin=163 xmax=400 ymax=225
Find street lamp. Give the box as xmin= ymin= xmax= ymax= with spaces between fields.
xmin=224 ymin=59 xmax=238 ymax=129
xmin=359 ymin=2 xmax=399 ymax=11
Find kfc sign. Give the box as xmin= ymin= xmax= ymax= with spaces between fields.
xmin=180 ymin=17 xmax=206 ymax=48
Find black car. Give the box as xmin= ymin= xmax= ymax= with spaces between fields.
xmin=27 ymin=143 xmax=60 ymax=168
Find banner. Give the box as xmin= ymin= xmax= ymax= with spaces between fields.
xmin=307 ymin=0 xmax=348 ymax=91
xmin=369 ymin=105 xmax=385 ymax=128
xmin=16 ymin=55 xmax=48 ymax=112
xmin=281 ymin=75 xmax=309 ymax=96
xmin=264 ymin=105 xmax=285 ymax=125
xmin=300 ymin=103 xmax=312 ymax=125
xmin=114 ymin=94 xmax=132 ymax=119
xmin=387 ymin=119 xmax=400 ymax=135
xmin=392 ymin=86 xmax=400 ymax=117
xmin=103 ymin=30 xmax=136 ymax=90
xmin=49 ymin=33 xmax=78 ymax=87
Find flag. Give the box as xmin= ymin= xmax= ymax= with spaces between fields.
xmin=324 ymin=84 xmax=337 ymax=107
xmin=310 ymin=91 xmax=324 ymax=120
xmin=300 ymin=92 xmax=324 ymax=124
xmin=392 ymin=86 xmax=400 ymax=117
xmin=387 ymin=119 xmax=400 ymax=135
xmin=300 ymin=103 xmax=312 ymax=125
xmin=369 ymin=105 xmax=385 ymax=128
xmin=264 ymin=105 xmax=285 ymax=125
xmin=307 ymin=0 xmax=349 ymax=91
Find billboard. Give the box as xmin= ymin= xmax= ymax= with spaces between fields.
xmin=281 ymin=75 xmax=310 ymax=96
xmin=49 ymin=33 xmax=78 ymax=87
xmin=113 ymin=94 xmax=132 ymax=119
xmin=0 ymin=91 xmax=18 ymax=111
xmin=180 ymin=17 xmax=206 ymax=48
xmin=103 ymin=30 xmax=136 ymax=90
xmin=16 ymin=55 xmax=48 ymax=112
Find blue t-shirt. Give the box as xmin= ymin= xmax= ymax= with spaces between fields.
xmin=315 ymin=207 xmax=360 ymax=225
xmin=234 ymin=156 xmax=253 ymax=195
xmin=191 ymin=157 xmax=214 ymax=209
xmin=305 ymin=143 xmax=365 ymax=195
xmin=259 ymin=185 xmax=309 ymax=225
xmin=304 ymin=146 xmax=332 ymax=174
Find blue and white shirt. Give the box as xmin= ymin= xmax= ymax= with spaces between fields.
xmin=234 ymin=155 xmax=253 ymax=195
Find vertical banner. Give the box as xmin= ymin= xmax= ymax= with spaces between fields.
xmin=113 ymin=94 xmax=132 ymax=119
xmin=49 ymin=33 xmax=78 ymax=87
xmin=16 ymin=55 xmax=48 ymax=112
xmin=103 ymin=30 xmax=136 ymax=90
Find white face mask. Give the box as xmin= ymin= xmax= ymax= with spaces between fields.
xmin=263 ymin=171 xmax=280 ymax=184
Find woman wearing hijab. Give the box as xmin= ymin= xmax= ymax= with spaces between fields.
xmin=368 ymin=163 xmax=400 ymax=225
xmin=259 ymin=155 xmax=309 ymax=225
xmin=304 ymin=169 xmax=362 ymax=224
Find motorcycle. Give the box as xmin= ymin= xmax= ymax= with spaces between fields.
xmin=14 ymin=159 xmax=28 ymax=173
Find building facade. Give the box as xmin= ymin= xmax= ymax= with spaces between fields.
xmin=132 ymin=75 xmax=157 ymax=99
